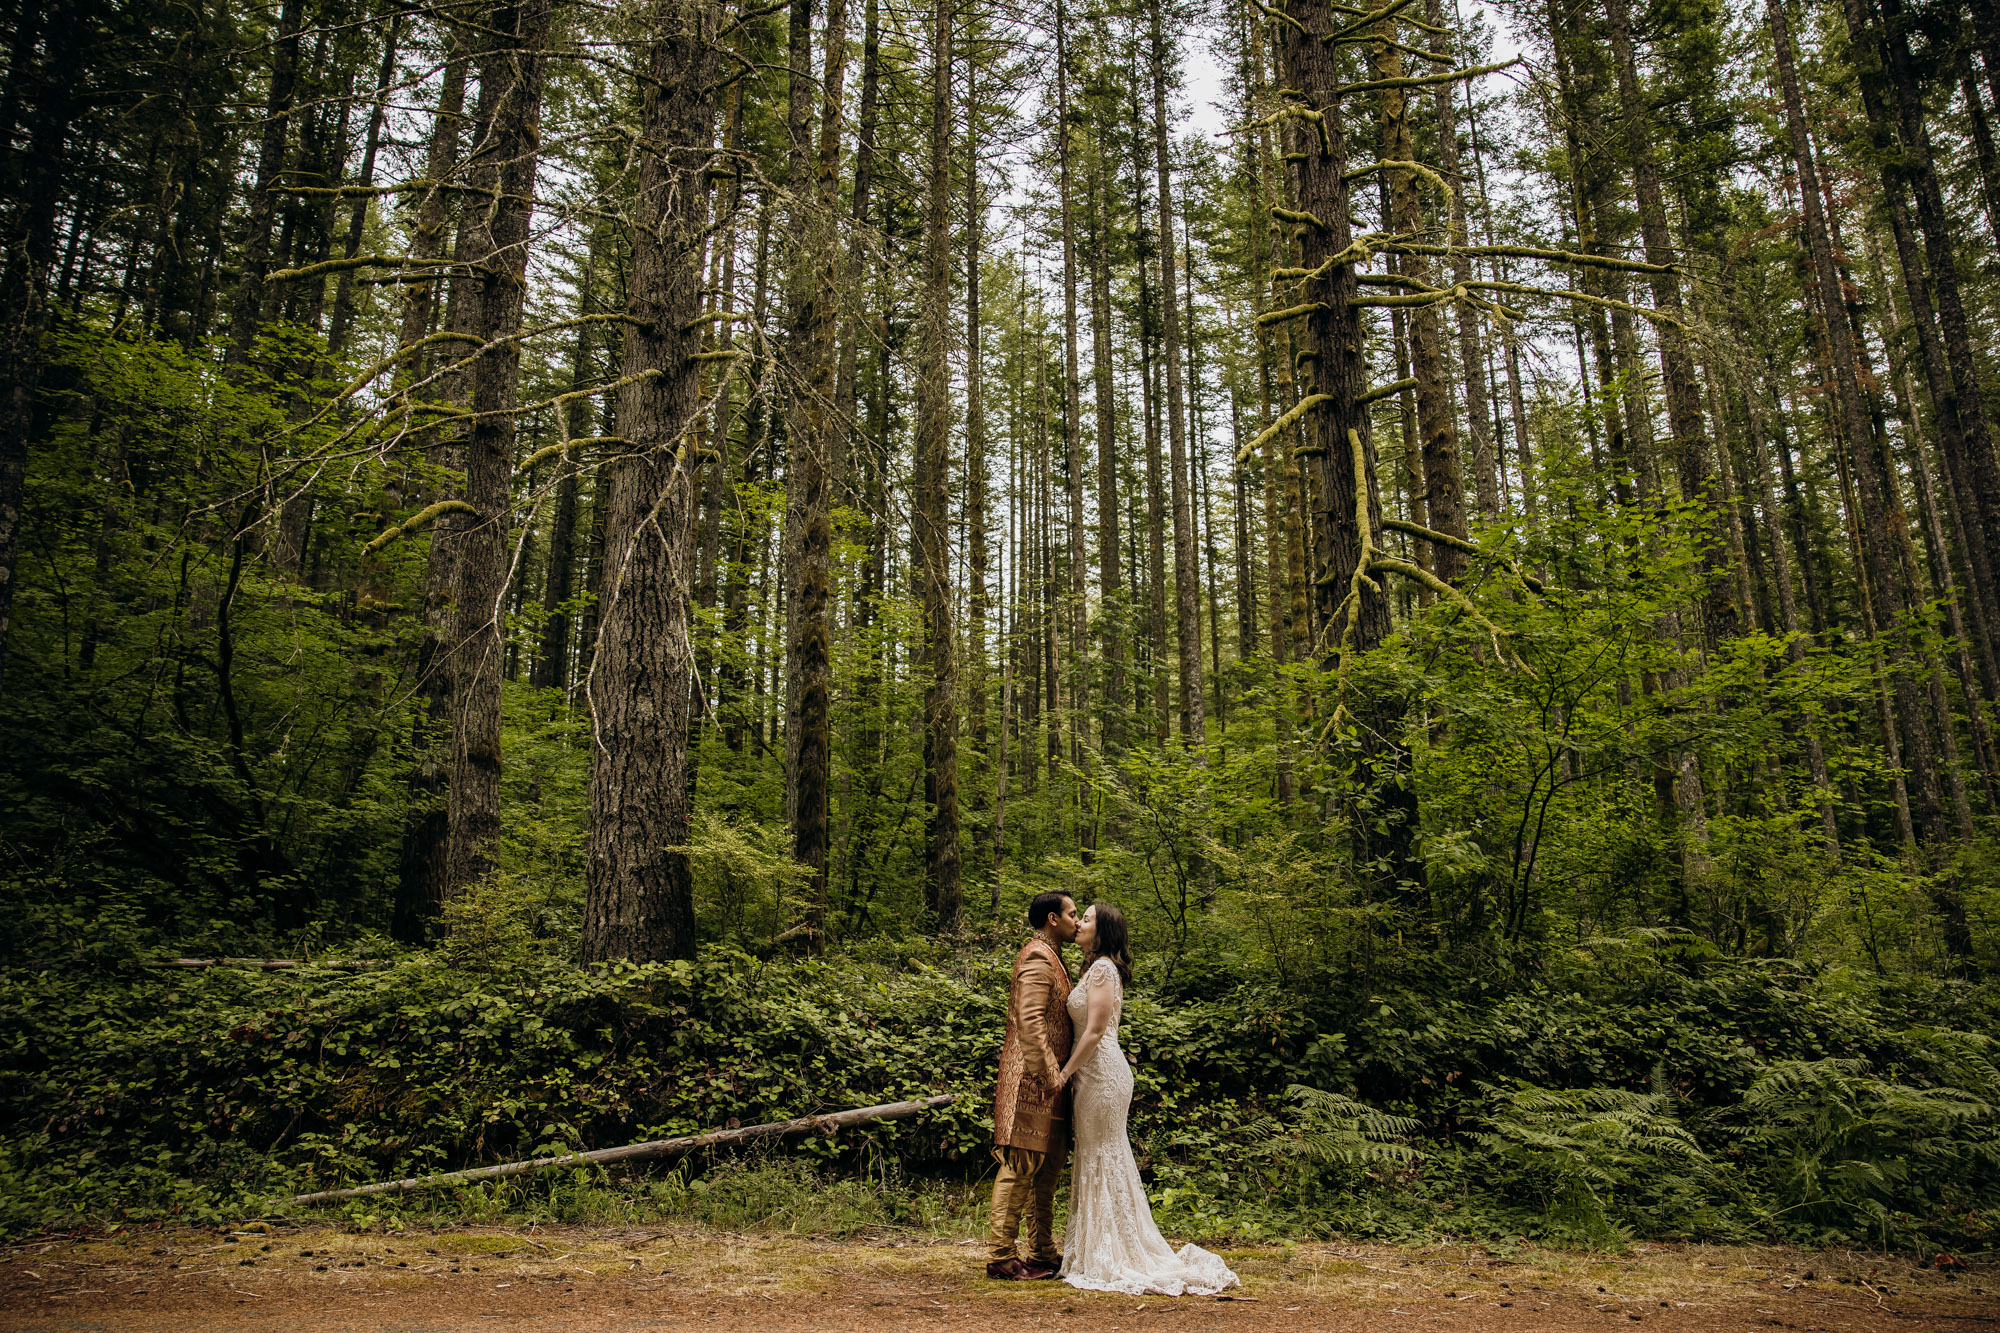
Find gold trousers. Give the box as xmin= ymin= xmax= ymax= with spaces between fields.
xmin=988 ymin=1129 xmax=1068 ymax=1263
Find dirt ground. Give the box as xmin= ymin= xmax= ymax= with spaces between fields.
xmin=2 ymin=1225 xmax=1996 ymax=1332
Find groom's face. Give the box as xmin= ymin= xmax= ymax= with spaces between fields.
xmin=1053 ymin=897 xmax=1080 ymax=942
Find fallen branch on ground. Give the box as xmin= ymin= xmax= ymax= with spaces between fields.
xmin=148 ymin=957 xmax=387 ymax=971
xmin=287 ymin=1094 xmax=959 ymax=1205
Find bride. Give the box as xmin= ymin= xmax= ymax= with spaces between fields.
xmin=1053 ymin=903 xmax=1239 ymax=1296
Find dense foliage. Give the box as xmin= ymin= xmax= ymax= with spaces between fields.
xmin=6 ymin=924 xmax=1999 ymax=1253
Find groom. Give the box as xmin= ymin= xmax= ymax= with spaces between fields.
xmin=986 ymin=890 xmax=1079 ymax=1280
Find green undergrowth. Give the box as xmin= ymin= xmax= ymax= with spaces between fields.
xmin=3 ymin=937 xmax=1999 ymax=1257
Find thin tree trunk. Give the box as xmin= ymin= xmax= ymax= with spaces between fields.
xmin=1056 ymin=0 xmax=1090 ymax=795
xmin=916 ymin=0 xmax=961 ymax=930
xmin=1772 ymin=0 xmax=1949 ymax=856
xmin=1148 ymin=2 xmax=1204 ymax=746
xmin=1088 ymin=129 xmax=1125 ymax=752
xmin=1604 ymin=0 xmax=1737 ymax=648
xmin=534 ymin=255 xmax=598 ymax=694
xmin=392 ymin=39 xmax=471 ymax=943
xmin=967 ymin=54 xmax=990 ymax=834
xmin=1374 ymin=34 xmax=1467 ymax=582
xmin=1428 ymin=0 xmax=1494 ymax=522
xmin=226 ymin=0 xmax=302 ymax=366
xmin=326 ymin=14 xmax=402 ymax=356
xmin=0 ymin=0 xmax=80 ymax=697
xmin=783 ymin=0 xmax=846 ymax=949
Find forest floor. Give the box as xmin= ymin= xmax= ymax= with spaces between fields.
xmin=1 ymin=1225 xmax=1996 ymax=1332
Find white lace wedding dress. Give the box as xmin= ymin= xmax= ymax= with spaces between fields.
xmin=1061 ymin=957 xmax=1240 ymax=1296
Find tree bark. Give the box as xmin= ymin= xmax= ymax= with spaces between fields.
xmin=1603 ymin=0 xmax=1737 ymax=648
xmin=0 ymin=0 xmax=79 ymax=698
xmin=1056 ymin=0 xmax=1089 ymax=779
xmin=1274 ymin=0 xmax=1413 ymax=890
xmin=1088 ymin=117 xmax=1126 ymax=753
xmin=1775 ymin=0 xmax=1952 ymax=852
xmin=392 ymin=37 xmax=472 ymax=943
xmin=1374 ymin=36 xmax=1467 ymax=583
xmin=580 ymin=0 xmax=720 ymax=965
xmin=916 ymin=0 xmax=961 ymax=931
xmin=783 ymin=0 xmax=845 ymax=949
xmin=1148 ymin=2 xmax=1205 ymax=746
xmin=444 ymin=0 xmax=558 ymax=901
xmin=226 ymin=0 xmax=302 ymax=366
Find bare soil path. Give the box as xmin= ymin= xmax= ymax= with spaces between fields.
xmin=2 ymin=1225 xmax=1994 ymax=1332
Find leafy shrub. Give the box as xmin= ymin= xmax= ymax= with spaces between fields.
xmin=1472 ymin=1083 xmax=1709 ymax=1248
xmin=1744 ymin=1056 xmax=2000 ymax=1246
xmin=2 ymin=943 xmax=1998 ymax=1254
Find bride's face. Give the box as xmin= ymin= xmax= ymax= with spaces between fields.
xmin=1076 ymin=905 xmax=1097 ymax=953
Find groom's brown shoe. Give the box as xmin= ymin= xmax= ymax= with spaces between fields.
xmin=1023 ymin=1256 xmax=1063 ymax=1279
xmin=985 ymin=1258 xmax=1038 ymax=1280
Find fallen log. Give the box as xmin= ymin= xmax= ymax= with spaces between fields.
xmin=150 ymin=958 xmax=387 ymax=971
xmin=287 ymin=1094 xmax=958 ymax=1206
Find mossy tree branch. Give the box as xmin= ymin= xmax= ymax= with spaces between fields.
xmin=1336 ymin=57 xmax=1518 ymax=97
xmin=1320 ymin=0 xmax=1423 ymax=44
xmin=362 ymin=500 xmax=479 ymax=554
xmin=1236 ymin=393 xmax=1336 ymax=463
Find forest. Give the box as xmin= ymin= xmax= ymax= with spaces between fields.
xmin=5 ymin=0 xmax=2000 ymax=1259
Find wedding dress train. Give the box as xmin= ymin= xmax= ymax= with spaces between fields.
xmin=1061 ymin=957 xmax=1239 ymax=1296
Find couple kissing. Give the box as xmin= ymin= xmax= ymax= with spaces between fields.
xmin=986 ymin=891 xmax=1239 ymax=1296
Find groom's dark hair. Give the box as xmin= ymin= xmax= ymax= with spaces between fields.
xmin=1028 ymin=891 xmax=1072 ymax=929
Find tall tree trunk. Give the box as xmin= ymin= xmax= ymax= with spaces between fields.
xmin=1087 ymin=130 xmax=1126 ymax=752
xmin=1133 ymin=106 xmax=1171 ymax=748
xmin=581 ymin=0 xmax=720 ymax=964
xmin=444 ymin=0 xmax=558 ymax=901
xmin=966 ymin=56 xmax=990 ymax=823
xmin=1428 ymin=0 xmax=1494 ymax=522
xmin=226 ymin=0 xmax=302 ymax=366
xmin=0 ymin=0 xmax=79 ymax=697
xmin=916 ymin=0 xmax=961 ymax=931
xmin=326 ymin=14 xmax=402 ymax=356
xmin=1603 ymin=0 xmax=1737 ymax=648
xmin=392 ymin=37 xmax=472 ymax=943
xmin=1374 ymin=35 xmax=1467 ymax=582
xmin=1856 ymin=0 xmax=2000 ymax=710
xmin=1056 ymin=0 xmax=1089 ymax=785
xmin=1148 ymin=2 xmax=1205 ymax=745
xmin=1273 ymin=0 xmax=1414 ymax=890
xmin=1774 ymin=0 xmax=1952 ymax=869
xmin=783 ymin=0 xmax=845 ymax=949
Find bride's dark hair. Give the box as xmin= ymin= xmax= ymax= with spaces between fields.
xmin=1086 ymin=903 xmax=1133 ymax=986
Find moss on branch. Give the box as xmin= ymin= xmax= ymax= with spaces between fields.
xmin=362 ymin=500 xmax=480 ymax=554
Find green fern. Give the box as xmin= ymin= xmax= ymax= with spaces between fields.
xmin=1743 ymin=1056 xmax=1999 ymax=1244
xmin=1474 ymin=1083 xmax=1709 ymax=1248
xmin=1246 ymin=1085 xmax=1420 ymax=1171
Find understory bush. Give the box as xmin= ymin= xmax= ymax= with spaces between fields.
xmin=3 ymin=936 xmax=1997 ymax=1254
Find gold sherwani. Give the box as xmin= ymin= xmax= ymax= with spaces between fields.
xmin=987 ymin=936 xmax=1073 ymax=1266
xmin=993 ymin=936 xmax=1074 ymax=1153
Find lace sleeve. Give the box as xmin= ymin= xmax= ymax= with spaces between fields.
xmin=1082 ymin=956 xmax=1121 ymax=997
